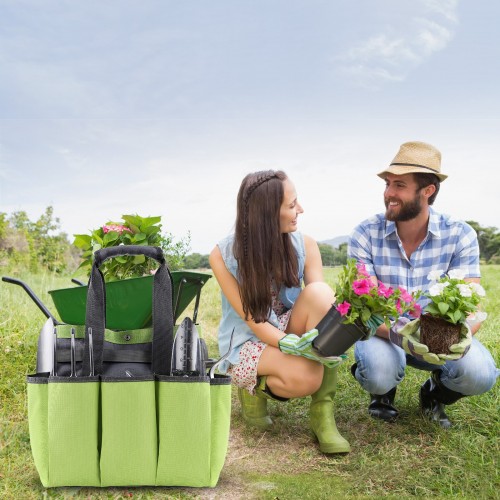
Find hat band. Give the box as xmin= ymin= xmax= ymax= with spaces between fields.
xmin=390 ymin=162 xmax=439 ymax=174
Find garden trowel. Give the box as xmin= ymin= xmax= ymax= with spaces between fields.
xmin=171 ymin=317 xmax=202 ymax=376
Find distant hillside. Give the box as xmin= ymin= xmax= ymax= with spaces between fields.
xmin=320 ymin=235 xmax=349 ymax=248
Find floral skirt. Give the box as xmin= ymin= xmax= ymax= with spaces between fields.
xmin=229 ymin=308 xmax=292 ymax=394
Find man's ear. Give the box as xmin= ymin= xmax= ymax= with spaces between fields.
xmin=422 ymin=184 xmax=436 ymax=200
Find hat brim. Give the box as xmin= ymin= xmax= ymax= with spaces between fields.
xmin=377 ymin=165 xmax=447 ymax=182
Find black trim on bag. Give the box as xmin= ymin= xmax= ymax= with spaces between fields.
xmin=101 ymin=376 xmax=155 ymax=382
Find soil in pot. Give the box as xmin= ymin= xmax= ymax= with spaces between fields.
xmin=420 ymin=314 xmax=461 ymax=354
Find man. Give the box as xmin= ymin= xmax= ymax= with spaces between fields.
xmin=348 ymin=141 xmax=498 ymax=428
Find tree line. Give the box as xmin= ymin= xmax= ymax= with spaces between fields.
xmin=1 ymin=207 xmax=499 ymax=273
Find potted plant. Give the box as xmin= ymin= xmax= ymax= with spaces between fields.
xmin=48 ymin=214 xmax=195 ymax=329
xmin=313 ymin=258 xmax=421 ymax=356
xmin=420 ymin=269 xmax=487 ymax=354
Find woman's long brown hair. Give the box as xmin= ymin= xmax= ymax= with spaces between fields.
xmin=233 ymin=170 xmax=299 ymax=323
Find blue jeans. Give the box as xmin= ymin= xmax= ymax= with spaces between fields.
xmin=353 ymin=336 xmax=499 ymax=396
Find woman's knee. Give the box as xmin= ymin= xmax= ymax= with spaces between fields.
xmin=280 ymin=361 xmax=323 ymax=397
xmin=302 ymin=282 xmax=335 ymax=303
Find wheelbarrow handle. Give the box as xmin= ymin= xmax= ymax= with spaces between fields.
xmin=2 ymin=276 xmax=60 ymax=324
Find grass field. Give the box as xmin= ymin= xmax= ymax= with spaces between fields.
xmin=0 ymin=266 xmax=498 ymax=499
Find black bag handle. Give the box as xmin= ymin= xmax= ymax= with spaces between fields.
xmin=82 ymin=245 xmax=174 ymax=376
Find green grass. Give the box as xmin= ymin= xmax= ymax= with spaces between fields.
xmin=0 ymin=266 xmax=498 ymax=499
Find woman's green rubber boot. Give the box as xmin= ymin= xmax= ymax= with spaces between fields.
xmin=238 ymin=377 xmax=273 ymax=430
xmin=310 ymin=366 xmax=351 ymax=454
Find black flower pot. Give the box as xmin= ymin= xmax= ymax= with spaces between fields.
xmin=313 ymin=306 xmax=367 ymax=356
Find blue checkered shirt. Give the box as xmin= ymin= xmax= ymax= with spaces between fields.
xmin=347 ymin=207 xmax=480 ymax=308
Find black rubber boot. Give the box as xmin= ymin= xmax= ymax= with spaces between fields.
xmin=351 ymin=363 xmax=399 ymax=422
xmin=420 ymin=370 xmax=465 ymax=429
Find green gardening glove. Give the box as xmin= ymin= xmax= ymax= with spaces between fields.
xmin=278 ymin=329 xmax=346 ymax=368
xmin=389 ymin=318 xmax=445 ymax=365
xmin=436 ymin=322 xmax=472 ymax=361
xmin=363 ymin=315 xmax=385 ymax=339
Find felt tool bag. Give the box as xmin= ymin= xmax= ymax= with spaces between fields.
xmin=26 ymin=246 xmax=231 ymax=488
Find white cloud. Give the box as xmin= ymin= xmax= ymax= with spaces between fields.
xmin=337 ymin=0 xmax=458 ymax=88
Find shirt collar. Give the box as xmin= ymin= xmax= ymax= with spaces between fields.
xmin=384 ymin=207 xmax=441 ymax=239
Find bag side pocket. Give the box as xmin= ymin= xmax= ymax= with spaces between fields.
xmin=208 ymin=375 xmax=232 ymax=487
xmin=27 ymin=375 xmax=49 ymax=487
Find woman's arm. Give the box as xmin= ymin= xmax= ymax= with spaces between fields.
xmin=209 ymin=246 xmax=285 ymax=347
xmin=303 ymin=234 xmax=324 ymax=285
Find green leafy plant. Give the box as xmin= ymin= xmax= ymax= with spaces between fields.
xmin=73 ymin=214 xmax=190 ymax=281
xmin=334 ymin=258 xmax=421 ymax=330
xmin=423 ymin=269 xmax=487 ymax=324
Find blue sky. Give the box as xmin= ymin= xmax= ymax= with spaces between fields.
xmin=1 ymin=0 xmax=499 ymax=253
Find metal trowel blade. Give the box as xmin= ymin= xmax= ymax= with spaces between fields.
xmin=36 ymin=317 xmax=56 ymax=373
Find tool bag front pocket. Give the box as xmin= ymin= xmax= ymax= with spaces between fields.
xmin=100 ymin=377 xmax=157 ymax=486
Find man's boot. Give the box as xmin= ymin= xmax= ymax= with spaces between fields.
xmin=351 ymin=363 xmax=399 ymax=422
xmin=310 ymin=366 xmax=351 ymax=454
xmin=238 ymin=376 xmax=288 ymax=430
xmin=420 ymin=370 xmax=465 ymax=429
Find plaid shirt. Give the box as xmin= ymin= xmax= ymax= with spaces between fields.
xmin=347 ymin=207 xmax=480 ymax=307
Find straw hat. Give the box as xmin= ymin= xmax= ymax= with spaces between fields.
xmin=377 ymin=141 xmax=447 ymax=181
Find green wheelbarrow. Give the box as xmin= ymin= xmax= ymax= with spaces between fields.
xmin=48 ymin=271 xmax=211 ymax=330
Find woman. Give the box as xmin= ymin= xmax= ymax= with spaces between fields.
xmin=209 ymin=169 xmax=350 ymax=454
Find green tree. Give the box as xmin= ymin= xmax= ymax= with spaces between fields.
xmin=318 ymin=243 xmax=335 ymax=266
xmin=466 ymin=220 xmax=500 ymax=263
xmin=183 ymin=253 xmax=210 ymax=269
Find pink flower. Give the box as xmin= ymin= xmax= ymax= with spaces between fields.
xmin=352 ymin=279 xmax=372 ymax=296
xmin=356 ymin=263 xmax=370 ymax=277
xmin=377 ymin=282 xmax=393 ymax=298
xmin=395 ymin=299 xmax=403 ymax=314
xmin=336 ymin=301 xmax=351 ymax=316
xmin=409 ymin=303 xmax=422 ymax=318
xmin=398 ymin=287 xmax=413 ymax=303
xmin=103 ymin=224 xmax=132 ymax=234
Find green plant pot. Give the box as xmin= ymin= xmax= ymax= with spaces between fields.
xmin=312 ymin=306 xmax=367 ymax=356
xmin=49 ymin=271 xmax=211 ymax=330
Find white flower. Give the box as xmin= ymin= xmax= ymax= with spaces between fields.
xmin=467 ymin=311 xmax=488 ymax=326
xmin=427 ymin=270 xmax=444 ymax=282
xmin=457 ymin=284 xmax=472 ymax=297
xmin=428 ymin=283 xmax=448 ymax=296
xmin=468 ymin=282 xmax=486 ymax=296
xmin=4 ymin=347 xmax=11 ymax=353
xmin=448 ymin=269 xmax=466 ymax=280
xmin=475 ymin=311 xmax=488 ymax=322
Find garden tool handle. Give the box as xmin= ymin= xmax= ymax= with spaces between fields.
xmin=2 ymin=276 xmax=60 ymax=324
xmin=94 ymin=245 xmax=165 ymax=267
xmin=82 ymin=246 xmax=174 ymax=376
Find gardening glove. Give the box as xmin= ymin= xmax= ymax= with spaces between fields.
xmin=388 ymin=318 xmax=445 ymax=365
xmin=436 ymin=322 xmax=472 ymax=361
xmin=363 ymin=315 xmax=385 ymax=340
xmin=278 ymin=329 xmax=346 ymax=368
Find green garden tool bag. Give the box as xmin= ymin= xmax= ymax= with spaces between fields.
xmin=26 ymin=246 xmax=231 ymax=488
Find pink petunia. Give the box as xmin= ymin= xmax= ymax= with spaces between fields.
xmin=352 ymin=279 xmax=372 ymax=296
xmin=336 ymin=301 xmax=351 ymax=316
xmin=395 ymin=299 xmax=403 ymax=314
xmin=103 ymin=224 xmax=132 ymax=234
xmin=356 ymin=263 xmax=370 ymax=277
xmin=378 ymin=282 xmax=393 ymax=298
xmin=409 ymin=303 xmax=422 ymax=318
xmin=398 ymin=287 xmax=413 ymax=303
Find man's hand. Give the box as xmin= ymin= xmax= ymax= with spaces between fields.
xmin=389 ymin=318 xmax=472 ymax=364
xmin=278 ymin=329 xmax=345 ymax=368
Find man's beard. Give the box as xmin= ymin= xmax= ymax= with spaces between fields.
xmin=385 ymin=195 xmax=423 ymax=222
